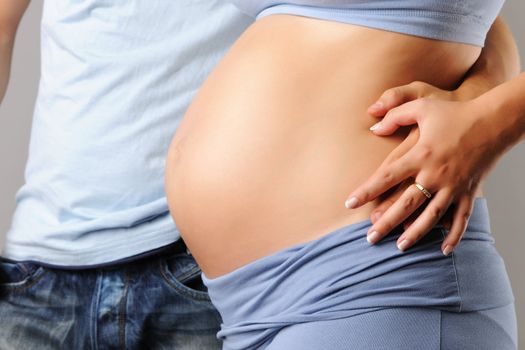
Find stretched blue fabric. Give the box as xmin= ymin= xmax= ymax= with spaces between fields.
xmin=203 ymin=197 xmax=515 ymax=349
xmin=225 ymin=0 xmax=505 ymax=47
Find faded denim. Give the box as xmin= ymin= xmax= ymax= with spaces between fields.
xmin=0 ymin=240 xmax=221 ymax=350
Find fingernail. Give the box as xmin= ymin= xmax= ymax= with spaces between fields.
xmin=345 ymin=197 xmax=358 ymax=209
xmin=367 ymin=230 xmax=381 ymax=244
xmin=369 ymin=122 xmax=381 ymax=131
xmin=397 ymin=239 xmax=411 ymax=251
xmin=442 ymin=245 xmax=454 ymax=256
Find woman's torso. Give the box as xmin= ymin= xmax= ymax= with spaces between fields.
xmin=165 ymin=14 xmax=484 ymax=278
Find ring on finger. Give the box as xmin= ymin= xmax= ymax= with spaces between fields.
xmin=413 ymin=181 xmax=432 ymax=199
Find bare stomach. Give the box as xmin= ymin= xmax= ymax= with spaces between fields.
xmin=165 ymin=15 xmax=483 ymax=278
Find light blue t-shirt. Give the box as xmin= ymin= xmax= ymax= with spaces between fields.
xmin=2 ymin=0 xmax=252 ymax=267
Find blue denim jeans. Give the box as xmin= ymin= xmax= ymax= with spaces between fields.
xmin=0 ymin=239 xmax=222 ymax=350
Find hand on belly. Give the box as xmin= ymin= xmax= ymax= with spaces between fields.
xmin=344 ymin=82 xmax=488 ymax=257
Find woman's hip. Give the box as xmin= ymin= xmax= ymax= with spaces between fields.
xmin=267 ymin=303 xmax=517 ymax=350
xmin=202 ymin=197 xmax=515 ymax=349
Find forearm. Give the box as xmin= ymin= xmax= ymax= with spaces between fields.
xmin=454 ymin=16 xmax=521 ymax=100
xmin=475 ymin=73 xmax=525 ymax=155
xmin=0 ymin=0 xmax=31 ymax=105
xmin=0 ymin=34 xmax=14 ymax=104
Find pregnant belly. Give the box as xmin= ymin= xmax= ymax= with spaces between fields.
xmin=165 ymin=15 xmax=482 ymax=278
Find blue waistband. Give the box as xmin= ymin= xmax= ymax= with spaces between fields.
xmin=203 ymin=197 xmax=514 ymax=349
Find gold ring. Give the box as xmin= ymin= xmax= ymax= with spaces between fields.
xmin=414 ymin=182 xmax=432 ymax=199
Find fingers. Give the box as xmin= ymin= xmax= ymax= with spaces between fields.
xmin=395 ymin=187 xmax=453 ymax=252
xmin=367 ymin=81 xmax=431 ymax=117
xmin=367 ymin=182 xmax=428 ymax=244
xmin=402 ymin=204 xmax=426 ymax=230
xmin=363 ymin=129 xmax=420 ymax=221
xmin=370 ymin=177 xmax=414 ymax=224
xmin=345 ymin=150 xmax=418 ymax=209
xmin=370 ymin=178 xmax=415 ymax=224
xmin=440 ymin=194 xmax=475 ymax=256
xmin=369 ymin=99 xmax=426 ymax=136
xmin=439 ymin=204 xmax=455 ymax=231
xmin=379 ymin=125 xmax=420 ymax=166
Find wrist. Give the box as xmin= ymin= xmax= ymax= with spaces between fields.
xmin=452 ymin=78 xmax=496 ymax=102
xmin=471 ymin=91 xmax=524 ymax=154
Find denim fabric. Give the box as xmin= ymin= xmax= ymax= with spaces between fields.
xmin=0 ymin=240 xmax=221 ymax=350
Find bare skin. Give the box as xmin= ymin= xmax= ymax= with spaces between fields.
xmin=345 ymin=17 xmax=520 ymax=255
xmin=165 ymin=15 xmax=485 ymax=278
xmin=355 ymin=72 xmax=525 ymax=255
xmin=0 ymin=0 xmax=31 ymax=104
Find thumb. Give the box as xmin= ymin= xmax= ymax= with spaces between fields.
xmin=368 ymin=81 xmax=431 ymax=117
xmin=369 ymin=100 xmax=422 ymax=135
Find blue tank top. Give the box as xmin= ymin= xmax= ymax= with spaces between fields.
xmin=227 ymin=0 xmax=505 ymax=46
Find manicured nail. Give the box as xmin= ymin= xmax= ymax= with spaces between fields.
xmin=442 ymin=245 xmax=454 ymax=256
xmin=367 ymin=230 xmax=381 ymax=244
xmin=397 ymin=239 xmax=411 ymax=251
xmin=369 ymin=122 xmax=381 ymax=131
xmin=345 ymin=197 xmax=358 ymax=209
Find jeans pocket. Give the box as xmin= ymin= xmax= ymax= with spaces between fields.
xmin=158 ymin=251 xmax=211 ymax=302
xmin=0 ymin=258 xmax=47 ymax=292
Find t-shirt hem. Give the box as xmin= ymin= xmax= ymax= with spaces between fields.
xmin=1 ymin=224 xmax=181 ymax=268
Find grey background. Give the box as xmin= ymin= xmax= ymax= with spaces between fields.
xmin=0 ymin=1 xmax=523 ymax=347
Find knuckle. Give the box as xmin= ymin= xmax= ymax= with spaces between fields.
xmin=409 ymin=80 xmax=426 ymax=91
xmin=428 ymin=205 xmax=443 ymax=220
xmin=402 ymin=196 xmax=416 ymax=211
xmin=380 ymin=169 xmax=395 ymax=184
xmin=436 ymin=163 xmax=450 ymax=177
xmin=460 ymin=210 xmax=471 ymax=222
xmin=385 ymin=88 xmax=402 ymax=103
xmin=360 ymin=189 xmax=371 ymax=202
